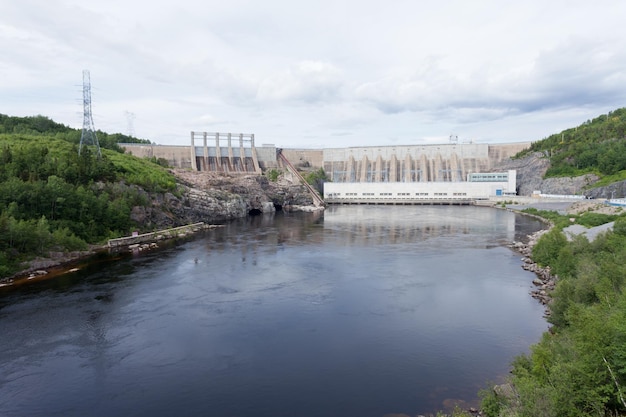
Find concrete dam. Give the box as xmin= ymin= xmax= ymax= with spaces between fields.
xmin=321 ymin=143 xmax=528 ymax=183
xmin=121 ymin=134 xmax=529 ymax=184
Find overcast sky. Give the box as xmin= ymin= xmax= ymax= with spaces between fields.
xmin=2 ymin=0 xmax=625 ymax=148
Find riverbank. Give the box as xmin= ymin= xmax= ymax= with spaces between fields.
xmin=509 ymin=229 xmax=555 ymax=315
xmin=0 ymin=222 xmax=219 ymax=289
xmin=485 ymin=201 xmax=626 ymax=415
xmin=504 ymin=198 xmax=622 ymax=314
xmin=0 ymin=168 xmax=322 ymax=288
xmin=483 ymin=198 xmax=626 ymax=415
xmin=0 ymin=246 xmax=106 ymax=289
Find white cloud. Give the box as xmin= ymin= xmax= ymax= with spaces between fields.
xmin=257 ymin=61 xmax=344 ymax=103
xmin=2 ymin=0 xmax=626 ymax=147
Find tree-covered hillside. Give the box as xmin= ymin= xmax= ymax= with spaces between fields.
xmin=0 ymin=114 xmax=151 ymax=151
xmin=0 ymin=114 xmax=177 ymax=278
xmin=516 ymin=108 xmax=626 ymax=180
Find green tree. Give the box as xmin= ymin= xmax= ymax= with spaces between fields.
xmin=304 ymin=168 xmax=329 ymax=193
xmin=532 ymin=228 xmax=568 ymax=267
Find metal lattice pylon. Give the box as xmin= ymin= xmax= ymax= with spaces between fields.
xmin=79 ymin=69 xmax=101 ymax=157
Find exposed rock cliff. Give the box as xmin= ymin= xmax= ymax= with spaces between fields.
xmin=584 ymin=179 xmax=626 ymax=199
xmin=493 ymin=152 xmax=550 ymax=196
xmin=494 ymin=152 xmax=604 ymax=197
xmin=130 ymin=170 xmax=320 ymax=230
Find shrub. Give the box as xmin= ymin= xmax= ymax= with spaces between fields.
xmin=479 ymin=386 xmax=503 ymax=417
xmin=577 ymin=212 xmax=619 ymax=228
xmin=613 ymin=216 xmax=626 ymax=236
xmin=532 ymin=228 xmax=568 ymax=267
xmin=266 ymin=168 xmax=281 ymax=182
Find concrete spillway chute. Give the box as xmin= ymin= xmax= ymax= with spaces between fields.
xmin=277 ymin=149 xmax=325 ymax=207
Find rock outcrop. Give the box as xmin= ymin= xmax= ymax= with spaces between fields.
xmin=584 ymin=179 xmax=626 ymax=199
xmin=130 ymin=170 xmax=320 ymax=230
xmin=494 ymin=152 xmax=603 ymax=197
xmin=494 ymin=152 xmax=551 ymax=196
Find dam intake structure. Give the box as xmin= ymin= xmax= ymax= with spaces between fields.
xmin=322 ymin=143 xmax=526 ymax=183
xmin=120 ymin=139 xmax=530 ymax=203
xmin=190 ymin=132 xmax=261 ymax=174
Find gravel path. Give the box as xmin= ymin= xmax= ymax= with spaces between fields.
xmin=562 ymin=222 xmax=615 ymax=241
xmin=506 ymin=199 xmax=620 ymax=241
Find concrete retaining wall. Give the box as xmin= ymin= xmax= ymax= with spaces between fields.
xmin=120 ymin=144 xmax=194 ymax=169
xmin=281 ymin=149 xmax=324 ymax=170
xmin=108 ymin=223 xmax=211 ymax=248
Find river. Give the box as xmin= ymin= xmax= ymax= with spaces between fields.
xmin=0 ymin=205 xmax=548 ymax=416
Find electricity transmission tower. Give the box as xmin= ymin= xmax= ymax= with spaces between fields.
xmin=79 ymin=69 xmax=101 ymax=157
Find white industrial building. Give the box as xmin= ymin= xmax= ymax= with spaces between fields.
xmin=324 ymin=170 xmax=516 ymax=204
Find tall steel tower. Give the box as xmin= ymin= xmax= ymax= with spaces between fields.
xmin=79 ymin=69 xmax=101 ymax=157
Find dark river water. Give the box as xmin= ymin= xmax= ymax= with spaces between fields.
xmin=0 ymin=206 xmax=548 ymax=417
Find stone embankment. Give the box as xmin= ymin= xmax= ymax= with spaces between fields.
xmin=106 ymin=223 xmax=227 ymax=257
xmin=108 ymin=222 xmax=220 ymax=250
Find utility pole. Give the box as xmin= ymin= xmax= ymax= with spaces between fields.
xmin=79 ymin=70 xmax=101 ymax=158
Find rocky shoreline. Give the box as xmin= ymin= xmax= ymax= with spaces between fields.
xmin=509 ymin=228 xmax=557 ymax=316
xmin=0 ymin=246 xmax=105 ymax=288
xmin=504 ymin=198 xmax=622 ymax=317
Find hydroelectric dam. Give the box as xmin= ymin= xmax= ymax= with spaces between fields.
xmin=120 ymin=133 xmax=530 ymax=204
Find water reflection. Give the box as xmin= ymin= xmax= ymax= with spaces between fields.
xmin=0 ymin=206 xmax=547 ymax=417
xmin=323 ymin=205 xmax=518 ymax=248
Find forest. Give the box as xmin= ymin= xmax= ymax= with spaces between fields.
xmin=0 ymin=114 xmax=177 ymax=278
